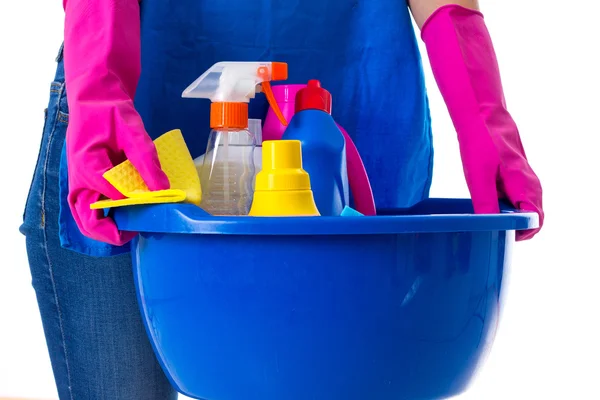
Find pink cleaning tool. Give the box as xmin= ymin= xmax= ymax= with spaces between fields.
xmin=264 ymin=84 xmax=376 ymax=216
xmin=263 ymin=85 xmax=306 ymax=142
xmin=422 ymin=5 xmax=544 ymax=240
xmin=63 ymin=0 xmax=170 ymax=245
xmin=335 ymin=124 xmax=376 ymax=217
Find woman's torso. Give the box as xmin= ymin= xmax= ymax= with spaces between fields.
xmin=135 ymin=0 xmax=433 ymax=209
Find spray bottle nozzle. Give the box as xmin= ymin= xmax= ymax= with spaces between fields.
xmin=182 ymin=62 xmax=289 ymax=127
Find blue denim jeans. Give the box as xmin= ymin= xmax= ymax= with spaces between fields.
xmin=19 ymin=46 xmax=177 ymax=400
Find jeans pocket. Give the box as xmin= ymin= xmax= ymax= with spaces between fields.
xmin=21 ymin=80 xmax=67 ymax=234
xmin=22 ymin=107 xmax=49 ymax=223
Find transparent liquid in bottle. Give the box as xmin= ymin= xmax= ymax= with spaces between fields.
xmin=199 ymin=128 xmax=256 ymax=215
xmin=248 ymin=119 xmax=263 ymax=191
xmin=195 ymin=119 xmax=262 ymax=182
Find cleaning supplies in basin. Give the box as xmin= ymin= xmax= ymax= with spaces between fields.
xmin=281 ymin=80 xmax=349 ymax=216
xmin=183 ymin=62 xmax=288 ymax=215
xmin=90 ymin=129 xmax=201 ymax=209
xmin=269 ymin=82 xmax=375 ymax=216
xmin=249 ymin=140 xmax=320 ymax=217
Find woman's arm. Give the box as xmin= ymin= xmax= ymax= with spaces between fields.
xmin=408 ymin=0 xmax=544 ymax=240
xmin=408 ymin=0 xmax=479 ymax=28
xmin=63 ymin=0 xmax=169 ymax=245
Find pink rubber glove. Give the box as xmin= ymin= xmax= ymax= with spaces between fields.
xmin=63 ymin=0 xmax=169 ymax=245
xmin=422 ymin=5 xmax=544 ymax=240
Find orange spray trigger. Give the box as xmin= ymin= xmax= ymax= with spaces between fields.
xmin=262 ymin=81 xmax=288 ymax=127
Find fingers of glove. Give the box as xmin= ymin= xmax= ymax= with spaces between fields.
xmin=66 ymin=138 xmax=127 ymax=200
xmin=515 ymin=201 xmax=543 ymax=241
xmin=115 ymin=105 xmax=170 ymax=191
xmin=126 ymin=142 xmax=170 ymax=192
xmin=500 ymin=164 xmax=544 ymax=241
xmin=466 ymin=168 xmax=501 ymax=214
xmin=459 ymin=144 xmax=501 ymax=215
xmin=68 ymin=188 xmax=137 ymax=246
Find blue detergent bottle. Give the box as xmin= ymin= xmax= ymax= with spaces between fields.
xmin=281 ymin=80 xmax=349 ymax=216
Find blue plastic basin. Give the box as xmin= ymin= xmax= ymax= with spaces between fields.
xmin=115 ymin=198 xmax=538 ymax=400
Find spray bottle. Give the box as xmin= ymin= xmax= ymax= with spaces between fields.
xmin=182 ymin=62 xmax=288 ymax=215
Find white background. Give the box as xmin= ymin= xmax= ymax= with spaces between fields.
xmin=1 ymin=1 xmax=599 ymax=399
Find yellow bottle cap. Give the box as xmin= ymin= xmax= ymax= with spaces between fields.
xmin=255 ymin=140 xmax=311 ymax=191
xmin=249 ymin=140 xmax=320 ymax=217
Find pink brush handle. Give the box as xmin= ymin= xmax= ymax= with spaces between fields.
xmin=336 ymin=125 xmax=376 ymax=216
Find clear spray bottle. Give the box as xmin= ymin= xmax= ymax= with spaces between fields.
xmin=182 ymin=62 xmax=288 ymax=215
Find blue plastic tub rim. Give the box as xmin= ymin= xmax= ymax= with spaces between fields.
xmin=113 ymin=198 xmax=539 ymax=235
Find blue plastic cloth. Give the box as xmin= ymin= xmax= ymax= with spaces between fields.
xmin=60 ymin=0 xmax=433 ymax=256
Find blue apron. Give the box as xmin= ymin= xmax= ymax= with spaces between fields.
xmin=59 ymin=0 xmax=433 ymax=257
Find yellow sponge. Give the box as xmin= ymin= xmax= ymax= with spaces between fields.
xmin=90 ymin=129 xmax=201 ymax=210
xmin=90 ymin=193 xmax=187 ymax=210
